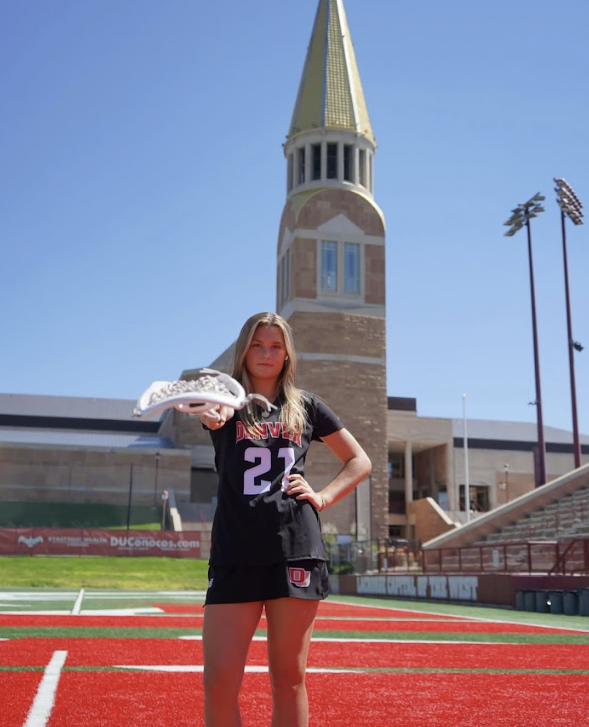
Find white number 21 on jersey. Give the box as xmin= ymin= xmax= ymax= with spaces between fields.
xmin=243 ymin=447 xmax=296 ymax=495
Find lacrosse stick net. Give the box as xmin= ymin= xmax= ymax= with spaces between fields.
xmin=133 ymin=368 xmax=276 ymax=419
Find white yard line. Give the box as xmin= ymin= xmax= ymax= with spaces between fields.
xmin=71 ymin=589 xmax=85 ymax=615
xmin=81 ymin=590 xmax=206 ymax=599
xmin=22 ymin=650 xmax=67 ymax=727
xmin=314 ymin=616 xmax=484 ymax=622
xmin=9 ymin=611 xmax=71 ymax=616
xmin=3 ymin=608 xmax=165 ymax=616
xmin=79 ymin=608 xmax=165 ymax=616
xmin=116 ymin=664 xmax=357 ymax=674
xmin=177 ymin=635 xmax=529 ymax=645
xmin=0 ymin=593 xmax=78 ymax=601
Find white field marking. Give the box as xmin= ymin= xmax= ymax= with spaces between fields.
xmin=81 ymin=591 xmax=206 ymax=599
xmin=0 ymin=590 xmax=205 ymax=611
xmin=329 ymin=599 xmax=589 ymax=634
xmin=116 ymin=665 xmax=358 ymax=674
xmin=313 ymin=616 xmax=486 ymax=622
xmin=179 ymin=636 xmax=261 ymax=641
xmin=5 ymin=608 xmax=164 ymax=617
xmin=448 ymin=616 xmax=589 ymax=635
xmin=78 ymin=608 xmax=164 ymax=616
xmin=71 ymin=589 xmax=85 ymax=615
xmin=0 ymin=593 xmax=78 ymax=601
xmin=22 ymin=650 xmax=67 ymax=727
xmin=177 ymin=635 xmax=527 ymax=645
xmin=310 ymin=637 xmax=534 ymax=645
xmin=408 ymin=610 xmax=589 ymax=635
xmin=410 ymin=609 xmax=589 ymax=634
xmin=8 ymin=612 xmax=71 ymax=616
xmin=0 ymin=590 xmax=202 ymax=600
xmin=328 ymin=598 xmax=472 ymax=621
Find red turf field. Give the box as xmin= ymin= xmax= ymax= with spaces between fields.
xmin=1 ymin=598 xmax=588 ymax=726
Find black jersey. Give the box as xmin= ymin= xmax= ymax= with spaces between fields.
xmin=207 ymin=393 xmax=343 ymax=567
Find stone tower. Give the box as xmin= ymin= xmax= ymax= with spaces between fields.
xmin=277 ymin=0 xmax=388 ymax=540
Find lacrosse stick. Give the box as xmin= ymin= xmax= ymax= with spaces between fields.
xmin=133 ymin=368 xmax=276 ymax=419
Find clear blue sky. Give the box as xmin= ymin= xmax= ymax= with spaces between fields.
xmin=2 ymin=0 xmax=588 ymax=436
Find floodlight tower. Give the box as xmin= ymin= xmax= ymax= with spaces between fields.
xmin=504 ymin=193 xmax=547 ymax=486
xmin=554 ymin=178 xmax=584 ymax=468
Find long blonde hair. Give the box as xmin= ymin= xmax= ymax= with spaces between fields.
xmin=233 ymin=312 xmax=308 ymax=436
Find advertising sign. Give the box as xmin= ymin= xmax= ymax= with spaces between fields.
xmin=0 ymin=528 xmax=201 ymax=558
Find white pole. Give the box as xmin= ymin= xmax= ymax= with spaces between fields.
xmin=463 ymin=394 xmax=470 ymax=523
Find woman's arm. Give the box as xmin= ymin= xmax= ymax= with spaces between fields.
xmin=318 ymin=428 xmax=372 ymax=509
xmin=286 ymin=428 xmax=371 ymax=511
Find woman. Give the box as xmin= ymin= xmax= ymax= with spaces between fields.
xmin=200 ymin=312 xmax=371 ymax=727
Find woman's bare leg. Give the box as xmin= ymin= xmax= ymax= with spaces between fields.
xmin=203 ymin=601 xmax=264 ymax=727
xmin=265 ymin=598 xmax=319 ymax=727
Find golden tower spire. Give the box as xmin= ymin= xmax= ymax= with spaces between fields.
xmin=288 ymin=0 xmax=374 ymax=142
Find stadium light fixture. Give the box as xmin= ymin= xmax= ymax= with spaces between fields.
xmin=554 ymin=177 xmax=584 ymax=468
xmin=503 ymin=194 xmax=547 ymax=486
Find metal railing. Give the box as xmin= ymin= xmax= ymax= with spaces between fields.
xmin=325 ymin=538 xmax=422 ymax=574
xmin=422 ymin=538 xmax=589 ymax=575
xmin=326 ymin=538 xmax=589 ymax=576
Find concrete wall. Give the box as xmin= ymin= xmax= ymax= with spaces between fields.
xmin=0 ymin=443 xmax=192 ymax=506
xmin=408 ymin=498 xmax=455 ymax=544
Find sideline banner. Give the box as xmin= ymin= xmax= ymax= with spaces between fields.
xmin=335 ymin=572 xmax=516 ymax=606
xmin=0 ymin=528 xmax=201 ymax=558
xmin=356 ymin=573 xmax=482 ymax=602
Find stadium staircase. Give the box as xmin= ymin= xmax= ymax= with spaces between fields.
xmin=164 ymin=491 xmax=213 ymax=558
xmin=421 ymin=463 xmax=589 ymax=577
xmin=423 ymin=462 xmax=589 ymax=551
xmin=175 ymin=502 xmax=216 ymax=530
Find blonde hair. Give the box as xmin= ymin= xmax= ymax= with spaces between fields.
xmin=233 ymin=312 xmax=308 ymax=436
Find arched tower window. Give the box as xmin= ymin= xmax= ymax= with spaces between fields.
xmin=320 ymin=241 xmax=338 ymax=292
xmin=343 ymin=144 xmax=354 ymax=183
xmin=297 ymin=147 xmax=306 ymax=185
xmin=312 ymin=144 xmax=321 ymax=180
xmin=279 ymin=247 xmax=291 ymax=307
xmin=287 ymin=154 xmax=293 ymax=193
xmin=326 ymin=143 xmax=338 ymax=179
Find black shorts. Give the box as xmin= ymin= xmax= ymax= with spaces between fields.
xmin=204 ymin=559 xmax=329 ymax=605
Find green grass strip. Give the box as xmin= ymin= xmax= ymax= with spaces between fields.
xmin=0 ymin=556 xmax=209 ymax=590
xmin=0 ymin=627 xmax=201 ymax=639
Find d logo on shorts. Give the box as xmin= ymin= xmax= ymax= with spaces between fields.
xmin=289 ymin=567 xmax=311 ymax=588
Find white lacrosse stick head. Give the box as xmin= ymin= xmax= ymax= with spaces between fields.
xmin=133 ymin=368 xmax=276 ymax=419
